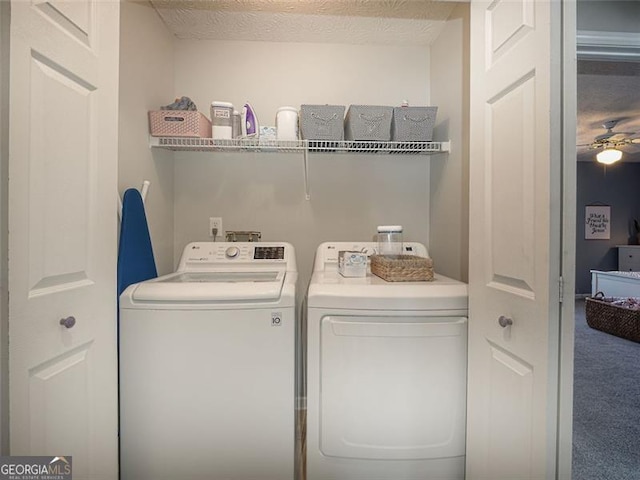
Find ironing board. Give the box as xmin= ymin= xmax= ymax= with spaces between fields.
xmin=117 ymin=188 xmax=157 ymax=300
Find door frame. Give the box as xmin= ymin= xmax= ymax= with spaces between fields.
xmin=561 ymin=8 xmax=640 ymax=480
xmin=559 ymin=1 xmax=577 ymax=479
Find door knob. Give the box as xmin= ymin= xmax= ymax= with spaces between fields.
xmin=59 ymin=316 xmax=76 ymax=329
xmin=498 ymin=315 xmax=513 ymax=328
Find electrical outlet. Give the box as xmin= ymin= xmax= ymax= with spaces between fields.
xmin=209 ymin=217 xmax=223 ymax=239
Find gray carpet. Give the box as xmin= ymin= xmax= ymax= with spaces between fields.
xmin=572 ymin=299 xmax=640 ymax=480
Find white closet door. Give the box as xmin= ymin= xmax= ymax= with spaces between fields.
xmin=467 ymin=1 xmax=566 ymax=479
xmin=9 ymin=1 xmax=120 ymax=478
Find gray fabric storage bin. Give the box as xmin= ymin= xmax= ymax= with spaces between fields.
xmin=299 ymin=105 xmax=345 ymax=140
xmin=392 ymin=106 xmax=438 ymax=141
xmin=344 ymin=105 xmax=393 ymax=141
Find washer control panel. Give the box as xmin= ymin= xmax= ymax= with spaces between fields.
xmin=253 ymin=246 xmax=285 ymax=260
xmin=179 ymin=242 xmax=292 ymax=269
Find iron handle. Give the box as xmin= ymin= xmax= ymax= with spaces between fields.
xmin=498 ymin=315 xmax=513 ymax=328
xmin=59 ymin=316 xmax=76 ymax=329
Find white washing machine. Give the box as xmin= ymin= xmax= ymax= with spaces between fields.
xmin=119 ymin=242 xmax=297 ymax=480
xmin=306 ymin=242 xmax=468 ymax=480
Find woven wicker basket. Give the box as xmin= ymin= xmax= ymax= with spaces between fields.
xmin=585 ymin=293 xmax=640 ymax=343
xmin=370 ymin=254 xmax=434 ymax=282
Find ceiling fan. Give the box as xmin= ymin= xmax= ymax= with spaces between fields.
xmin=578 ymin=119 xmax=640 ymax=165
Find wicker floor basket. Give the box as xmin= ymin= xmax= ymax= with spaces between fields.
xmin=585 ymin=294 xmax=640 ymax=343
xmin=370 ymin=254 xmax=434 ymax=282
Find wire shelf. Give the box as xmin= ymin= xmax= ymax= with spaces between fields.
xmin=149 ymin=136 xmax=450 ymax=154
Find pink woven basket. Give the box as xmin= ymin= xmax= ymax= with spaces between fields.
xmin=148 ymin=110 xmax=212 ymax=138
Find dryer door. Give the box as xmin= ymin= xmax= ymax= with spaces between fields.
xmin=320 ymin=315 xmax=467 ymax=460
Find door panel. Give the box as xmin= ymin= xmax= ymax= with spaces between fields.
xmin=9 ymin=1 xmax=119 ymax=478
xmin=28 ymin=343 xmax=92 ymax=472
xmin=28 ymin=51 xmax=95 ymax=295
xmin=488 ymin=0 xmax=533 ymax=61
xmin=487 ymin=73 xmax=536 ymax=297
xmin=467 ymin=1 xmax=564 ymax=479
xmin=486 ymin=342 xmax=534 ymax=477
xmin=34 ymin=0 xmax=92 ymax=46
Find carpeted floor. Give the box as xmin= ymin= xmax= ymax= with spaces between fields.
xmin=572 ymin=299 xmax=640 ymax=480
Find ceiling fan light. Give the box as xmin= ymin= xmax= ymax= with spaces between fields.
xmin=597 ymin=148 xmax=623 ymax=165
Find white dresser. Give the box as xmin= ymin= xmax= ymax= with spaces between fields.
xmin=617 ymin=245 xmax=640 ymax=271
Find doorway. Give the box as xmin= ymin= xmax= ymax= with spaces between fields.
xmin=573 ymin=35 xmax=640 ymax=480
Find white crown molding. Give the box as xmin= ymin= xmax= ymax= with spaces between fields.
xmin=577 ymin=30 xmax=640 ymax=62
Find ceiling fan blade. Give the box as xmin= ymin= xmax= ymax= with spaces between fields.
xmin=619 ymin=143 xmax=640 ymax=153
xmin=626 ymin=144 xmax=640 ymax=153
xmin=607 ymin=133 xmax=631 ymax=142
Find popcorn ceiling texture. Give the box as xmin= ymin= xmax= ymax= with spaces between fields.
xmin=576 ymin=60 xmax=640 ymax=162
xmin=149 ymin=0 xmax=458 ymax=45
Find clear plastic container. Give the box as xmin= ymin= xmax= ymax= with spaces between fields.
xmin=377 ymin=225 xmax=403 ymax=256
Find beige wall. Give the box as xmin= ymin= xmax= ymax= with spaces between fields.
xmin=119 ymin=1 xmax=176 ymax=275
xmin=171 ymin=39 xmax=435 ymax=291
xmin=429 ymin=5 xmax=469 ymax=282
xmin=173 ymin=152 xmax=432 ymax=300
xmin=172 ymin=39 xmax=430 ymax=129
xmin=0 ymin=0 xmax=9 ymax=455
xmin=118 ymin=6 xmax=469 ymax=290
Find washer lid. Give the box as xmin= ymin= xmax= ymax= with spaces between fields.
xmin=307 ymin=271 xmax=468 ymax=311
xmin=130 ymin=270 xmax=285 ymax=302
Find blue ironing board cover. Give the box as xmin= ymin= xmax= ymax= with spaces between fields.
xmin=117 ymin=188 xmax=157 ymax=299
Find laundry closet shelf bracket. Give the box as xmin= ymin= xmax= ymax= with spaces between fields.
xmin=303 ymin=147 xmax=310 ymax=200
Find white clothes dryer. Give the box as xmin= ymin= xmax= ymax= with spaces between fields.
xmin=306 ymin=242 xmax=468 ymax=480
xmin=119 ymin=242 xmax=297 ymax=480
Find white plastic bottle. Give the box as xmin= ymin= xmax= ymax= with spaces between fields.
xmin=276 ymin=106 xmax=299 ymax=141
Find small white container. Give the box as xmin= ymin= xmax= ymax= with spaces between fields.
xmin=338 ymin=251 xmax=367 ymax=277
xmin=210 ymin=101 xmax=234 ymax=139
xmin=276 ymin=106 xmax=299 ymax=141
xmin=377 ymin=225 xmax=403 ymax=256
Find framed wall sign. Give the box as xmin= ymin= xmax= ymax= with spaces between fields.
xmin=585 ymin=205 xmax=610 ymax=240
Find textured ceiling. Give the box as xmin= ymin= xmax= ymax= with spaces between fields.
xmin=577 ymin=60 xmax=640 ymax=163
xmin=148 ymin=0 xmax=460 ymax=45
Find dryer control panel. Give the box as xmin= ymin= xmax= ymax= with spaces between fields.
xmin=314 ymin=242 xmax=428 ymax=272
